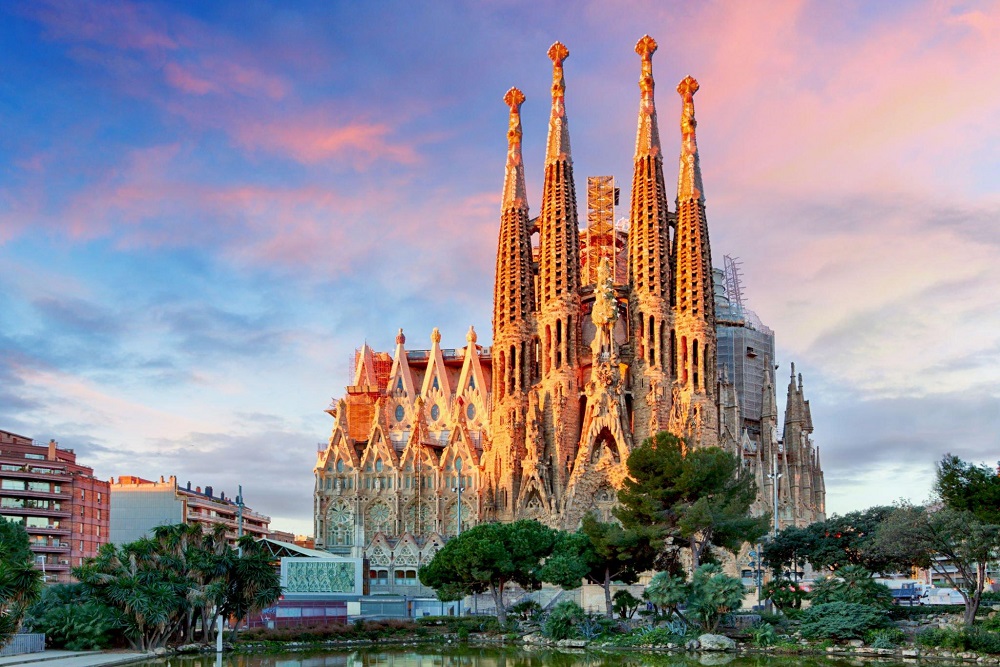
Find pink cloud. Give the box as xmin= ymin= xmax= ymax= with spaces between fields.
xmin=22 ymin=1 xmax=179 ymax=53
xmin=234 ymin=119 xmax=420 ymax=166
xmin=163 ymin=62 xmax=218 ymax=95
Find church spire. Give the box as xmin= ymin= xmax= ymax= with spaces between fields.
xmin=501 ymin=87 xmax=528 ymax=211
xmin=676 ymin=75 xmax=704 ymax=202
xmin=537 ymin=40 xmax=581 ymax=337
xmin=544 ymin=42 xmax=572 ymax=165
xmin=627 ymin=35 xmax=672 ymax=444
xmin=669 ymin=75 xmax=718 ymax=446
xmin=493 ymin=87 xmax=535 ymax=399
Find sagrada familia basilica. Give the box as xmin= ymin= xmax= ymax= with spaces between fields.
xmin=313 ymin=37 xmax=825 ymax=575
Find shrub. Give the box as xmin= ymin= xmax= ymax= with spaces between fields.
xmin=510 ymin=599 xmax=542 ymax=620
xmin=798 ymin=602 xmax=891 ymax=640
xmin=749 ymin=621 xmax=779 ymax=647
xmin=762 ymin=579 xmax=807 ymax=611
xmin=24 ymin=583 xmax=123 ymax=650
xmin=865 ymin=627 xmax=906 ymax=649
xmin=543 ymin=600 xmax=586 ymax=640
xmin=603 ymin=625 xmax=688 ymax=647
xmin=809 ymin=565 xmax=894 ymax=610
xmin=917 ymin=626 xmax=1000 ymax=654
xmin=612 ymin=590 xmax=642 ymax=619
xmin=686 ymin=564 xmax=746 ymax=633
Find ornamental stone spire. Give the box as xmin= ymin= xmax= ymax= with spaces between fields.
xmin=628 ymin=35 xmax=672 ymax=445
xmin=669 ymin=75 xmax=717 ymax=447
xmin=676 ymin=75 xmax=705 ymax=202
xmin=544 ymin=42 xmax=572 ymax=165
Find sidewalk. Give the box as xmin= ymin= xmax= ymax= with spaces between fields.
xmin=0 ymin=651 xmax=152 ymax=667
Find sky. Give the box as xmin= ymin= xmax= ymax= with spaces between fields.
xmin=1 ymin=0 xmax=998 ymax=537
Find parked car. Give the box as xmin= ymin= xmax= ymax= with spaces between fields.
xmin=920 ymin=587 xmax=966 ymax=605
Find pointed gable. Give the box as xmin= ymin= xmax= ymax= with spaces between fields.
xmin=455 ymin=326 xmax=490 ymax=431
xmin=386 ymin=328 xmax=417 ymax=397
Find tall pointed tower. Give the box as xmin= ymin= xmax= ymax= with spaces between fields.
xmin=488 ymin=87 xmax=535 ymax=521
xmin=627 ymin=35 xmax=673 ymax=445
xmin=536 ymin=42 xmax=582 ymax=507
xmin=669 ymin=75 xmax=719 ymax=447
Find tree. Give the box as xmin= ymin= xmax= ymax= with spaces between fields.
xmin=686 ymin=564 xmax=746 ymax=633
xmin=617 ymin=431 xmax=768 ymax=568
xmin=875 ymin=503 xmax=999 ymax=626
xmin=74 ymin=524 xmax=281 ymax=649
xmin=763 ymin=506 xmax=910 ymax=575
xmin=644 ymin=571 xmax=689 ymax=623
xmin=936 ymin=454 xmax=1000 ymax=524
xmin=761 ymin=578 xmax=807 ymax=611
xmin=809 ymin=565 xmax=894 ymax=609
xmin=542 ymin=513 xmax=660 ymax=617
xmin=0 ymin=518 xmax=43 ymax=648
xmin=419 ymin=519 xmax=558 ymax=624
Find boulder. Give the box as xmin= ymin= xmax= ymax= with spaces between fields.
xmin=697 ymin=634 xmax=735 ymax=651
xmin=847 ymin=639 xmax=864 ymax=648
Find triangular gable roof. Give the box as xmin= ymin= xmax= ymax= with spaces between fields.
xmin=361 ymin=398 xmax=400 ymax=469
xmin=442 ymin=421 xmax=481 ymax=471
xmin=398 ymin=397 xmax=440 ymax=470
xmin=256 ymin=538 xmax=341 ymax=560
xmin=420 ymin=328 xmax=453 ymax=399
xmin=386 ymin=329 xmax=417 ymax=397
xmin=353 ymin=343 xmax=378 ymax=387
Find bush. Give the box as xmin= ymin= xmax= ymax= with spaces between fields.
xmin=686 ymin=564 xmax=746 ymax=633
xmin=612 ymin=590 xmax=642 ymax=619
xmin=917 ymin=626 xmax=1000 ymax=654
xmin=510 ymin=599 xmax=541 ymax=620
xmin=865 ymin=627 xmax=906 ymax=648
xmin=543 ymin=600 xmax=586 ymax=640
xmin=798 ymin=602 xmax=891 ymax=640
xmin=603 ymin=624 xmax=688 ymax=647
xmin=24 ymin=584 xmax=123 ymax=650
xmin=809 ymin=565 xmax=894 ymax=610
xmin=762 ymin=579 xmax=807 ymax=611
xmin=239 ymin=619 xmax=426 ymax=643
xmin=749 ymin=621 xmax=779 ymax=647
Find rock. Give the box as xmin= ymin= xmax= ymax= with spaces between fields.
xmin=698 ymin=653 xmax=735 ymax=665
xmin=847 ymin=639 xmax=864 ymax=648
xmin=902 ymin=649 xmax=920 ymax=657
xmin=152 ymin=648 xmax=169 ymax=656
xmin=697 ymin=634 xmax=735 ymax=651
xmin=685 ymin=639 xmax=701 ymax=651
xmin=556 ymin=639 xmax=587 ymax=648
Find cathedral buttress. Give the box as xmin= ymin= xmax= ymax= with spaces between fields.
xmin=669 ymin=75 xmax=719 ymax=447
xmin=535 ymin=42 xmax=582 ymax=507
xmin=627 ymin=35 xmax=673 ymax=446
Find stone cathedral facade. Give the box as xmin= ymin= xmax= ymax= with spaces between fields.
xmin=313 ymin=37 xmax=825 ymax=580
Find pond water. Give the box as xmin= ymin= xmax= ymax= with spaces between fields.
xmin=124 ymin=646 xmax=921 ymax=667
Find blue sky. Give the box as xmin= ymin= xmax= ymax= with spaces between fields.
xmin=2 ymin=0 xmax=998 ymax=536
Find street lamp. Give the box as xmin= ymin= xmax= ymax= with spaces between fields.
xmin=768 ymin=452 xmax=782 ymax=538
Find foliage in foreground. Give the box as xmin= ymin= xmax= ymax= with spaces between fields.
xmin=916 ymin=626 xmax=1000 ymax=654
xmin=798 ymin=602 xmax=891 ymax=640
xmin=809 ymin=565 xmax=894 ymax=610
xmin=24 ymin=584 xmax=123 ymax=650
xmin=643 ymin=563 xmax=745 ymax=633
xmin=240 ymin=619 xmax=427 ymax=643
xmin=0 ymin=518 xmax=43 ymax=648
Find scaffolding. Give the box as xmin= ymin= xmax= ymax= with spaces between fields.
xmin=582 ymin=176 xmax=627 ymax=285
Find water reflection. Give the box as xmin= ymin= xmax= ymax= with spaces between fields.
xmin=137 ymin=647 xmax=914 ymax=667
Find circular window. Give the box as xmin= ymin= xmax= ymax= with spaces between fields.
xmin=430 ymin=404 xmax=440 ymax=421
xmin=375 ymin=459 xmax=383 ymax=472
xmin=466 ymin=403 xmax=476 ymax=420
xmin=336 ymin=459 xmax=344 ymax=473
xmin=394 ymin=404 xmax=405 ymax=422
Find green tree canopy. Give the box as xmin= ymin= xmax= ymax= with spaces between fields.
xmin=617 ymin=431 xmax=768 ymax=568
xmin=809 ymin=564 xmax=894 ymax=609
xmin=763 ymin=506 xmax=910 ymax=575
xmin=936 ymin=454 xmax=1000 ymax=524
xmin=875 ymin=503 xmax=999 ymax=626
xmin=0 ymin=518 xmax=43 ymax=648
xmin=74 ymin=524 xmax=281 ymax=650
xmin=419 ymin=519 xmax=559 ymax=624
xmin=541 ymin=513 xmax=660 ymax=617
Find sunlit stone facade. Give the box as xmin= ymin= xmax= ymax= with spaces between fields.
xmin=313 ymin=37 xmax=825 ymax=581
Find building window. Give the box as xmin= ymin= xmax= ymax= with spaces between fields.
xmin=97 ymin=492 xmax=102 ymax=504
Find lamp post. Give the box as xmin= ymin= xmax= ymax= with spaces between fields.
xmin=769 ymin=453 xmax=782 ymax=538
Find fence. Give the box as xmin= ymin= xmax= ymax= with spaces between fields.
xmin=0 ymin=634 xmax=45 ymax=657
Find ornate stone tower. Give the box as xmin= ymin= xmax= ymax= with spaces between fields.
xmin=487 ymin=87 xmax=535 ymax=522
xmin=533 ymin=42 xmax=582 ymax=511
xmin=627 ymin=35 xmax=673 ymax=446
xmin=669 ymin=75 xmax=719 ymax=447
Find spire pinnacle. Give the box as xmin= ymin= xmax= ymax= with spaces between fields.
xmin=501 ymin=87 xmax=528 ymax=210
xmin=634 ymin=35 xmax=661 ymax=158
xmin=545 ymin=42 xmax=572 ymax=165
xmin=676 ymin=75 xmax=704 ymax=202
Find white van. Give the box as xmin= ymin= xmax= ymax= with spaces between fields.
xmin=921 ymin=587 xmax=966 ymax=605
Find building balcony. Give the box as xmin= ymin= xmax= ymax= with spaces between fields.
xmin=31 ymin=540 xmax=71 ymax=553
xmin=0 ymin=488 xmax=67 ymax=500
xmin=0 ymin=505 xmax=71 ymax=518
xmin=25 ymin=524 xmax=71 ymax=536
